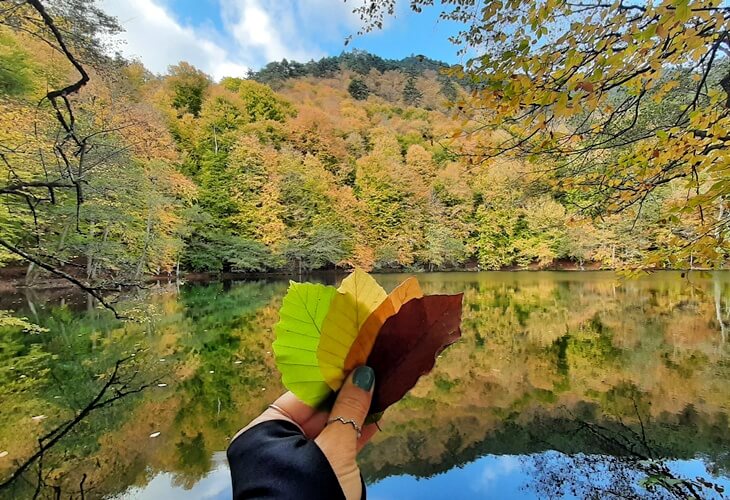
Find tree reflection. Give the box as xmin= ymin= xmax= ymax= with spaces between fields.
xmin=1 ymin=272 xmax=730 ymax=497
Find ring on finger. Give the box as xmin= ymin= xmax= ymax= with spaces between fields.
xmin=326 ymin=416 xmax=362 ymax=437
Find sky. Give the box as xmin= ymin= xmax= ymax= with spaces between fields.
xmin=99 ymin=0 xmax=464 ymax=81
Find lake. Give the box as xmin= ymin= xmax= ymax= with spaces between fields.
xmin=1 ymin=271 xmax=729 ymax=499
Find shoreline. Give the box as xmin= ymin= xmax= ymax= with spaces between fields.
xmin=0 ymin=262 xmax=721 ymax=293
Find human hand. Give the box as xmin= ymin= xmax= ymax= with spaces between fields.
xmin=236 ymin=366 xmax=377 ymax=500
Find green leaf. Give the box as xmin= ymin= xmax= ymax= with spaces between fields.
xmin=272 ymin=281 xmax=336 ymax=406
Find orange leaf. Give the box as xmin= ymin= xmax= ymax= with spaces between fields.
xmin=344 ymin=276 xmax=423 ymax=373
xmin=577 ymin=81 xmax=594 ymax=93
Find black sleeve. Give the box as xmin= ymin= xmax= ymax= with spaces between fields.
xmin=226 ymin=419 xmax=366 ymax=500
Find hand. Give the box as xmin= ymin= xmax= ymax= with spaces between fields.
xmin=236 ymin=366 xmax=378 ymax=500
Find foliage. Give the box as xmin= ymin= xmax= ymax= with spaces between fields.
xmin=274 ymin=270 xmax=461 ymax=410
xmin=358 ymin=0 xmax=730 ymax=269
xmin=403 ymin=74 xmax=423 ymax=105
xmin=4 ymin=0 xmax=728 ymax=283
xmin=348 ymin=78 xmax=370 ymax=100
xmin=166 ymin=62 xmax=210 ymax=117
xmin=252 ymin=50 xmax=453 ymax=85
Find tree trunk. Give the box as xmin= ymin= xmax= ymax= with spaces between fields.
xmin=90 ymin=225 xmax=109 ymax=280
xmin=136 ymin=210 xmax=154 ymax=280
xmin=25 ymin=262 xmax=35 ymax=286
xmin=715 ymin=276 xmax=727 ymax=344
xmin=611 ymin=244 xmax=616 ymax=268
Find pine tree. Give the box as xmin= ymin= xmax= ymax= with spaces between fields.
xmin=348 ymin=78 xmax=369 ymax=100
xmin=403 ymin=75 xmax=422 ymax=106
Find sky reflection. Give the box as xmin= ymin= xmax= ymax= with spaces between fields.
xmin=118 ymin=451 xmax=729 ymax=499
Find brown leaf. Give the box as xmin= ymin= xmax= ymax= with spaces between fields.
xmin=577 ymin=81 xmax=594 ymax=92
xmin=366 ymin=294 xmax=463 ymax=413
xmin=344 ymin=276 xmax=423 ymax=373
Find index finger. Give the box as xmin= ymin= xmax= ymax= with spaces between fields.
xmin=271 ymin=392 xmax=329 ymax=437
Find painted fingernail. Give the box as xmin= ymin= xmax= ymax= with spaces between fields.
xmin=352 ymin=366 xmax=375 ymax=391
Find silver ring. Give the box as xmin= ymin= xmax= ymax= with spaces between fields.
xmin=326 ymin=416 xmax=362 ymax=437
xmin=268 ymin=404 xmax=295 ymax=421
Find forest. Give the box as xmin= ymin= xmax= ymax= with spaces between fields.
xmin=1 ymin=1 xmax=729 ymax=498
xmin=2 ymin=0 xmax=728 ymax=293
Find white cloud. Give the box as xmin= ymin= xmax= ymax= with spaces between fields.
xmin=219 ymin=0 xmax=360 ymax=65
xmin=101 ymin=0 xmax=250 ymax=80
xmin=102 ymin=0 xmax=368 ymax=80
xmin=472 ymin=455 xmax=522 ymax=492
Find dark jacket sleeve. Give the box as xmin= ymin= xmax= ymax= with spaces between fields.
xmin=227 ymin=419 xmax=366 ymax=500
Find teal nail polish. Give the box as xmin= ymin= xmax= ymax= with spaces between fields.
xmin=352 ymin=366 xmax=375 ymax=391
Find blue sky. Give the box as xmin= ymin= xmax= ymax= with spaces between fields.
xmin=100 ymin=0 xmax=464 ymax=81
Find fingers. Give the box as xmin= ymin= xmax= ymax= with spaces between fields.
xmin=324 ymin=366 xmax=375 ymax=445
xmin=232 ymin=391 xmax=328 ymax=442
xmin=315 ymin=366 xmax=375 ymax=500
xmin=269 ymin=392 xmax=329 ymax=438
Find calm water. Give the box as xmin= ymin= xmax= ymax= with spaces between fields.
xmin=1 ymin=272 xmax=729 ymax=499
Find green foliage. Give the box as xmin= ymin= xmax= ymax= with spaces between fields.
xmin=251 ymin=50 xmax=452 ymax=85
xmin=348 ymin=78 xmax=370 ymax=100
xmin=0 ymin=30 xmax=35 ymax=96
xmin=167 ymin=62 xmax=210 ymax=117
xmin=236 ymin=80 xmax=295 ymax=122
xmin=403 ymin=75 xmax=423 ymax=106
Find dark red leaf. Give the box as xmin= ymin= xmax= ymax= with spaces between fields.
xmin=366 ymin=293 xmax=463 ymax=414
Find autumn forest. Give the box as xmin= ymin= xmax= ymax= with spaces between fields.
xmin=1 ymin=1 xmax=730 ymax=498
xmin=2 ymin=0 xmax=728 ymax=291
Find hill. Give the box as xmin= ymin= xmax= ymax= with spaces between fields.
xmin=0 ymin=27 xmax=664 ymax=280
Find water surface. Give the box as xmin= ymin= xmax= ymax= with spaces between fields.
xmin=1 ymin=272 xmax=729 ymax=499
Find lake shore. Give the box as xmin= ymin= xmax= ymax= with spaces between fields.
xmin=0 ymin=258 xmax=709 ymax=293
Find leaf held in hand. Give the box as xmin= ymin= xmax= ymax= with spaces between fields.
xmin=273 ymin=281 xmax=336 ymax=406
xmin=367 ymin=293 xmax=463 ymax=413
xmin=318 ymin=269 xmax=387 ymax=390
xmin=344 ymin=276 xmax=423 ymax=373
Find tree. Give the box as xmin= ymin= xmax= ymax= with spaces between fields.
xmin=348 ymin=78 xmax=370 ymax=100
xmin=167 ymin=62 xmax=210 ymax=117
xmin=403 ymin=74 xmax=422 ymax=106
xmin=356 ymin=0 xmax=730 ymax=269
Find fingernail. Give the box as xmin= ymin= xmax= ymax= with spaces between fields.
xmin=352 ymin=366 xmax=374 ymax=391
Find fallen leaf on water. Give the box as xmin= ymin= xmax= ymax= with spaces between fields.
xmin=367 ymin=294 xmax=463 ymax=414
xmin=149 ymin=432 xmax=161 ymax=438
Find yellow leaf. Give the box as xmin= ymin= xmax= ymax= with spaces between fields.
xmin=344 ymin=276 xmax=423 ymax=373
xmin=317 ymin=269 xmax=387 ymax=389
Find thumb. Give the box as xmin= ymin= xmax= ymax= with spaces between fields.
xmin=315 ymin=366 xmax=375 ymax=500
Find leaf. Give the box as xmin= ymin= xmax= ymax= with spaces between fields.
xmin=367 ymin=294 xmax=463 ymax=413
xmin=318 ymin=269 xmax=387 ymax=390
xmin=344 ymin=276 xmax=423 ymax=373
xmin=576 ymin=81 xmax=594 ymax=93
xmin=273 ymin=281 xmax=337 ymax=406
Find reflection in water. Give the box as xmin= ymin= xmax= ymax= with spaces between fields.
xmin=1 ymin=272 xmax=729 ymax=498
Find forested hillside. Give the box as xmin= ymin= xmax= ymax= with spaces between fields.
xmin=0 ymin=10 xmax=723 ymax=280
